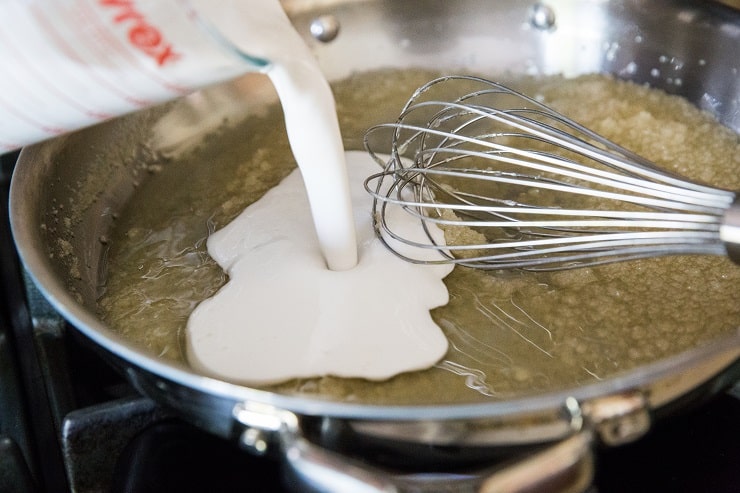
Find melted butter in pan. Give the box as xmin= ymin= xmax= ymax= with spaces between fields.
xmin=98 ymin=70 xmax=740 ymax=405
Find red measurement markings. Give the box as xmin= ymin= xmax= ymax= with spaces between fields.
xmin=0 ymin=25 xmax=67 ymax=137
xmin=29 ymin=2 xmax=152 ymax=108
xmin=0 ymin=90 xmax=67 ymax=136
xmin=5 ymin=5 xmax=114 ymax=121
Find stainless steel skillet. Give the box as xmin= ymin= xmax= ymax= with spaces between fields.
xmin=9 ymin=0 xmax=740 ymax=491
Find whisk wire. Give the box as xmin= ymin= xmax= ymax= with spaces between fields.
xmin=405 ymin=78 xmax=731 ymax=197
xmin=388 ymin=105 xmax=732 ymax=210
xmin=364 ymin=75 xmax=738 ymax=270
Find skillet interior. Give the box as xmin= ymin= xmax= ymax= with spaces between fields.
xmin=9 ymin=0 xmax=740 ymax=434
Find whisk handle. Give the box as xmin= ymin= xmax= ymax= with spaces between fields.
xmin=720 ymin=197 xmax=740 ymax=264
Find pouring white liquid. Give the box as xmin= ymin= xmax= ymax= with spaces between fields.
xmin=187 ymin=152 xmax=453 ymax=384
xmin=188 ymin=0 xmax=358 ymax=271
xmin=186 ymin=0 xmax=454 ymax=383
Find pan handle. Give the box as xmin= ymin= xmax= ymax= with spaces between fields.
xmin=279 ymin=427 xmax=595 ymax=493
xmin=232 ymin=402 xmax=597 ymax=493
xmin=233 ymin=390 xmax=652 ymax=492
xmin=720 ymin=196 xmax=740 ymax=264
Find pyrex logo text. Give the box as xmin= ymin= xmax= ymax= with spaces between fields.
xmin=99 ymin=0 xmax=181 ymax=66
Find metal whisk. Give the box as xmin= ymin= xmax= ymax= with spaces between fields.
xmin=363 ymin=75 xmax=740 ymax=271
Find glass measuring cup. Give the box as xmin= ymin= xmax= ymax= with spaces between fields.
xmin=0 ymin=0 xmax=269 ymax=153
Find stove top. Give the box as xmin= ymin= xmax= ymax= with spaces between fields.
xmin=1 ymin=150 xmax=738 ymax=493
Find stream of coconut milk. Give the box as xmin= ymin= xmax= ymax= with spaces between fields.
xmin=185 ymin=0 xmax=452 ymax=384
